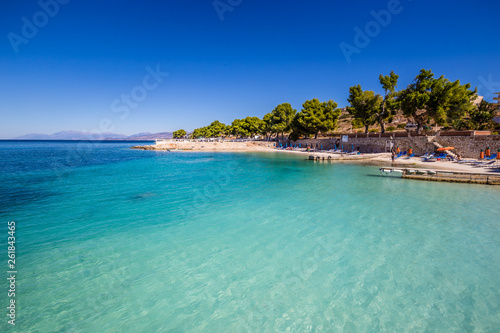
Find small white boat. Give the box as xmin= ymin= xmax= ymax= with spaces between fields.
xmin=407 ymin=170 xmax=416 ymax=174
xmin=392 ymin=169 xmax=403 ymax=173
xmin=427 ymin=170 xmax=437 ymax=175
xmin=416 ymin=170 xmax=427 ymax=175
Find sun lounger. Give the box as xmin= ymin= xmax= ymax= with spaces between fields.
xmin=435 ymin=153 xmax=447 ymax=159
xmin=457 ymin=159 xmax=476 ymax=164
xmin=485 ymin=154 xmax=497 ymax=161
xmin=405 ymin=153 xmax=415 ymax=159
xmin=422 ymin=154 xmax=436 ymax=162
xmin=473 ymin=160 xmax=496 ymax=167
xmin=470 ymin=154 xmax=497 ymax=166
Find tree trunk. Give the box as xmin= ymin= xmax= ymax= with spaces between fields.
xmin=314 ymin=132 xmax=318 ymax=139
xmin=381 ymin=89 xmax=387 ymax=134
xmin=415 ymin=112 xmax=426 ymax=135
xmin=365 ymin=125 xmax=369 ymax=134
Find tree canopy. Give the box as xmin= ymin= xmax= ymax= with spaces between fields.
xmin=267 ymin=103 xmax=297 ymax=140
xmin=471 ymin=100 xmax=496 ymax=129
xmin=347 ymin=85 xmax=383 ymax=134
xmin=183 ymin=69 xmax=485 ymax=140
xmin=173 ymin=129 xmax=186 ymax=138
xmin=397 ymin=69 xmax=477 ymax=133
xmin=378 ymin=71 xmax=399 ymax=133
xmin=230 ymin=117 xmax=265 ymax=138
xmin=454 ymin=99 xmax=496 ymax=130
xmin=290 ymin=98 xmax=340 ymax=139
xmin=191 ymin=120 xmax=227 ymax=138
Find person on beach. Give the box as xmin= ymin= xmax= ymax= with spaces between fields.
xmin=391 ymin=150 xmax=395 ymax=162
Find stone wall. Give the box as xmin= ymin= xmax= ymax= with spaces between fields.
xmin=437 ymin=135 xmax=500 ymax=158
xmin=281 ymin=134 xmax=500 ymax=158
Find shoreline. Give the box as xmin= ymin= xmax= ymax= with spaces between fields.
xmin=134 ymin=143 xmax=500 ymax=175
xmin=288 ymin=150 xmax=500 ymax=175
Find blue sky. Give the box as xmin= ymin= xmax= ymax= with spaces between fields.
xmin=1 ymin=0 xmax=499 ymax=138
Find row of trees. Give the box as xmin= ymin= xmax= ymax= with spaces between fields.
xmin=177 ymin=99 xmax=342 ymax=140
xmin=174 ymin=69 xmax=497 ymax=139
xmin=347 ymin=69 xmax=496 ymax=134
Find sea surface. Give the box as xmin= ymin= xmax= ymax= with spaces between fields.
xmin=0 ymin=140 xmax=499 ymax=332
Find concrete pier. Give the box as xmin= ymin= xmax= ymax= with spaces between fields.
xmin=379 ymin=167 xmax=500 ymax=185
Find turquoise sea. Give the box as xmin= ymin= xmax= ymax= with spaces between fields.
xmin=0 ymin=141 xmax=499 ymax=332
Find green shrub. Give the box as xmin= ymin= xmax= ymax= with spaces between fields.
xmin=351 ymin=119 xmax=363 ymax=129
xmin=369 ymin=128 xmax=378 ymax=132
xmin=386 ymin=126 xmax=396 ymax=132
xmin=397 ymin=123 xmax=406 ymax=129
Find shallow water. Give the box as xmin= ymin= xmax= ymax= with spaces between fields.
xmin=0 ymin=141 xmax=499 ymax=332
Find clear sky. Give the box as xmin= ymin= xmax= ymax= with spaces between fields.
xmin=1 ymin=0 xmax=499 ymax=138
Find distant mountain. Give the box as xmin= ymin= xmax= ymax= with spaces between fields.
xmin=13 ymin=133 xmax=53 ymax=140
xmin=12 ymin=130 xmax=173 ymax=140
xmin=126 ymin=132 xmax=173 ymax=140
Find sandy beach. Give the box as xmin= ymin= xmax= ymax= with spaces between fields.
xmin=273 ymin=149 xmax=500 ymax=175
xmin=135 ymin=141 xmax=500 ymax=175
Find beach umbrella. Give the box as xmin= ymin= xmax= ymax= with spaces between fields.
xmin=299 ymin=143 xmax=301 ymax=148
xmin=480 ymin=149 xmax=484 ymax=159
xmin=486 ymin=147 xmax=491 ymax=157
xmin=321 ymin=144 xmax=323 ymax=150
xmin=334 ymin=144 xmax=337 ymax=149
xmin=396 ymin=146 xmax=400 ymax=153
xmin=409 ymin=146 xmax=412 ymax=155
